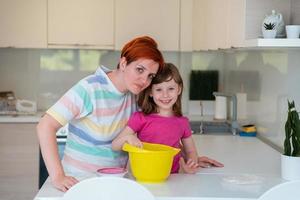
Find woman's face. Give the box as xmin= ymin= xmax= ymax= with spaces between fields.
xmin=120 ymin=58 xmax=159 ymax=94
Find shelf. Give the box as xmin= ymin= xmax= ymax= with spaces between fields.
xmin=244 ymin=38 xmax=300 ymax=48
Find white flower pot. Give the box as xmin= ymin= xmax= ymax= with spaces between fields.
xmin=281 ymin=154 xmax=300 ymax=180
xmin=286 ymin=25 xmax=300 ymax=38
xmin=262 ymin=29 xmax=277 ymax=38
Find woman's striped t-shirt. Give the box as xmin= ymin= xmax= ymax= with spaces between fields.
xmin=46 ymin=66 xmax=137 ymax=175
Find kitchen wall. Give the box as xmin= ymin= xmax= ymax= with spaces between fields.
xmin=0 ymin=48 xmax=191 ymax=112
xmin=223 ymin=49 xmax=300 ymax=149
xmin=188 ymin=49 xmax=300 ymax=150
xmin=1 ymin=48 xmax=300 ymax=150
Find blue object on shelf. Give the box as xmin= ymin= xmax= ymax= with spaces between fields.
xmin=239 ymin=131 xmax=257 ymax=137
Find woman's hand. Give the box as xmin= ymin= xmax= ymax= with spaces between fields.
xmin=51 ymin=174 xmax=79 ymax=192
xmin=197 ymin=156 xmax=224 ymax=168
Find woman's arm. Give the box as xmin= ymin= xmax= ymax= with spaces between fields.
xmin=112 ymin=126 xmax=142 ymax=151
xmin=37 ymin=114 xmax=78 ymax=192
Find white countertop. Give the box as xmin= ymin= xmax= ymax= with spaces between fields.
xmin=34 ymin=135 xmax=284 ymax=200
xmin=0 ymin=112 xmax=44 ymax=123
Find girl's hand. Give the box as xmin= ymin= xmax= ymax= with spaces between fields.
xmin=126 ymin=134 xmax=143 ymax=148
xmin=197 ymin=156 xmax=224 ymax=168
xmin=179 ymin=157 xmax=200 ymax=174
xmin=51 ymin=174 xmax=79 ymax=192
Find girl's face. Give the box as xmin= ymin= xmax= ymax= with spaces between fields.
xmin=120 ymin=57 xmax=159 ymax=94
xmin=150 ymin=78 xmax=181 ymax=114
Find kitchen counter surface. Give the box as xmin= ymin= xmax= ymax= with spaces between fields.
xmin=34 ymin=135 xmax=284 ymax=200
xmin=0 ymin=112 xmax=44 ymax=123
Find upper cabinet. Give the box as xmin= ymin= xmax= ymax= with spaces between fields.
xmin=193 ymin=0 xmax=293 ymax=50
xmin=228 ymin=0 xmax=291 ymax=48
xmin=115 ymin=0 xmax=180 ymax=51
xmin=1 ymin=0 xmax=299 ymax=50
xmin=0 ymin=0 xmax=47 ymax=48
xmin=193 ymin=0 xmax=230 ymax=51
xmin=48 ymin=0 xmax=114 ymax=49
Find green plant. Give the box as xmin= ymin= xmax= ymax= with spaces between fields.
xmin=284 ymin=100 xmax=300 ymax=156
xmin=264 ymin=22 xmax=275 ymax=30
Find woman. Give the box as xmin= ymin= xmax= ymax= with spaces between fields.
xmin=37 ymin=36 xmax=164 ymax=192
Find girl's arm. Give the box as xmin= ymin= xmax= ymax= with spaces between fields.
xmin=180 ymin=136 xmax=224 ymax=173
xmin=37 ymin=114 xmax=78 ymax=192
xmin=112 ymin=126 xmax=142 ymax=151
xmin=181 ymin=136 xmax=200 ymax=173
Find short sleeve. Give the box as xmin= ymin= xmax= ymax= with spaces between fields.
xmin=181 ymin=117 xmax=192 ymax=139
xmin=46 ymin=80 xmax=93 ymax=126
xmin=127 ymin=112 xmax=145 ymax=133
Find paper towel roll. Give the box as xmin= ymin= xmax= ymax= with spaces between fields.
xmin=236 ymin=93 xmax=247 ymax=120
xmin=214 ymin=96 xmax=227 ymax=120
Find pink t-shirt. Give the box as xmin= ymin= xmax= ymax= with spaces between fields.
xmin=127 ymin=111 xmax=192 ymax=173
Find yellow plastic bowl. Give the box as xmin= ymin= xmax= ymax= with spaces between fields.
xmin=122 ymin=142 xmax=180 ymax=183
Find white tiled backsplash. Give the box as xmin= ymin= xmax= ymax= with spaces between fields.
xmin=0 ymin=48 xmax=300 ymax=149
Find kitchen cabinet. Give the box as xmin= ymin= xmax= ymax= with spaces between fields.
xmin=115 ymin=0 xmax=180 ymax=51
xmin=193 ymin=0 xmax=230 ymax=51
xmin=0 ymin=123 xmax=39 ymax=200
xmin=180 ymin=0 xmax=193 ymax=52
xmin=47 ymin=0 xmax=114 ymax=49
xmin=193 ymin=0 xmax=292 ymax=50
xmin=228 ymin=0 xmax=291 ymax=48
xmin=0 ymin=0 xmax=47 ymax=48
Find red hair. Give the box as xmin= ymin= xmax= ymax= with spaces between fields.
xmin=120 ymin=36 xmax=164 ymax=71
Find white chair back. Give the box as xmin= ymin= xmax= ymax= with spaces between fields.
xmin=259 ymin=180 xmax=300 ymax=200
xmin=63 ymin=177 xmax=155 ymax=200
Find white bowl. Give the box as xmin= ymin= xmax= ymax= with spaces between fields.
xmin=96 ymin=167 xmax=127 ymax=177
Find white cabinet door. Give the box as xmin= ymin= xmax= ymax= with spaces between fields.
xmin=115 ymin=0 xmax=180 ymax=51
xmin=228 ymin=0 xmax=291 ymax=47
xmin=180 ymin=0 xmax=193 ymax=52
xmin=0 ymin=123 xmax=39 ymax=199
xmin=193 ymin=0 xmax=230 ymax=51
xmin=48 ymin=0 xmax=114 ymax=49
xmin=0 ymin=0 xmax=47 ymax=48
xmin=193 ymin=0 xmax=291 ymax=49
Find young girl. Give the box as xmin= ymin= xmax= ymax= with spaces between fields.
xmin=112 ymin=63 xmax=223 ymax=173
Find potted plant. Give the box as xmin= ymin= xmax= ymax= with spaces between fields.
xmin=281 ymin=100 xmax=300 ymax=180
xmin=262 ymin=22 xmax=277 ymax=38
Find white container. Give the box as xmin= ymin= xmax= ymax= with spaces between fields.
xmin=281 ymin=154 xmax=300 ymax=180
xmin=286 ymin=25 xmax=300 ymax=38
xmin=214 ymin=96 xmax=227 ymax=120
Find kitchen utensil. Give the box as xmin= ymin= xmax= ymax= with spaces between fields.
xmin=122 ymin=142 xmax=180 ymax=183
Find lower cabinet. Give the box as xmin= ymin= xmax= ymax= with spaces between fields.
xmin=0 ymin=123 xmax=39 ymax=200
